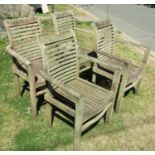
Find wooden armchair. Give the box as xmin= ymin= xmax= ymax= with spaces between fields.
xmin=52 ymin=10 xmax=75 ymax=34
xmin=92 ymin=20 xmax=150 ymax=112
xmin=4 ymin=16 xmax=46 ymax=119
xmin=39 ymin=31 xmax=122 ymax=150
xmin=51 ymin=10 xmax=94 ymax=76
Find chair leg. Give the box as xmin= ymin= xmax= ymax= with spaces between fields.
xmin=115 ymin=76 xmax=127 ymax=113
xmin=28 ymin=67 xmax=38 ymax=120
xmin=105 ymin=104 xmax=113 ymax=124
xmin=115 ymin=89 xmax=124 ymax=113
xmin=74 ymin=103 xmax=83 ymax=151
xmin=15 ymin=74 xmax=21 ymax=96
xmin=92 ymin=73 xmax=96 ymax=83
xmin=74 ymin=118 xmax=83 ymax=151
xmin=135 ymin=79 xmax=142 ymax=95
xmin=46 ymin=103 xmax=54 ymax=128
xmin=30 ymin=86 xmax=38 ymax=120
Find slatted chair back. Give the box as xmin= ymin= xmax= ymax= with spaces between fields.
xmin=92 ymin=20 xmax=115 ymax=61
xmin=40 ymin=31 xmax=78 ymax=84
xmin=52 ymin=10 xmax=75 ymax=34
xmin=4 ymin=16 xmax=42 ymax=61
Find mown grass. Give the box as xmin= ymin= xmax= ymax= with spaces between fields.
xmin=1 ymin=4 xmax=155 ymax=151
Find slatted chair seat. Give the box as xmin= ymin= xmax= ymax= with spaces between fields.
xmin=5 ymin=16 xmax=46 ymax=119
xmin=67 ymin=78 xmax=114 ymax=121
xmin=92 ymin=19 xmax=150 ymax=112
xmin=40 ymin=31 xmax=121 ymax=150
xmin=127 ymin=64 xmax=143 ymax=85
xmin=99 ymin=57 xmax=143 ymax=84
xmin=45 ymin=78 xmax=113 ymax=122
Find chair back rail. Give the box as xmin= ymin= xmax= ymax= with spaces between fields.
xmin=4 ymin=16 xmax=42 ymax=61
xmin=40 ymin=31 xmax=78 ymax=84
xmin=92 ymin=20 xmax=115 ymax=61
xmin=52 ymin=10 xmax=75 ymax=34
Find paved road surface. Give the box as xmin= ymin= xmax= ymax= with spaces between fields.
xmin=80 ymin=4 xmax=155 ymax=51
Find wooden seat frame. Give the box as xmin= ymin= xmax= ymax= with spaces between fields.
xmin=92 ymin=20 xmax=150 ymax=112
xmin=39 ymin=31 xmax=122 ymax=150
xmin=5 ymin=16 xmax=46 ymax=119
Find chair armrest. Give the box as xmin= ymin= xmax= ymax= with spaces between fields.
xmin=39 ymin=70 xmax=82 ymax=100
xmin=79 ymin=53 xmax=122 ymax=72
xmin=95 ymin=49 xmax=131 ymax=65
xmin=117 ymin=40 xmax=150 ymax=65
xmin=6 ymin=45 xmax=31 ymax=66
xmin=142 ymin=48 xmax=150 ymax=65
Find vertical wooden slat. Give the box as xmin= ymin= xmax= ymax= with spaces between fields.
xmin=27 ymin=64 xmax=38 ymax=120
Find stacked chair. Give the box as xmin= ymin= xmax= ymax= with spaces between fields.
xmin=39 ymin=31 xmax=121 ymax=150
xmin=4 ymin=10 xmax=150 ymax=150
xmin=91 ymin=20 xmax=150 ymax=112
xmin=4 ymin=17 xmax=46 ymax=119
xmin=51 ymin=10 xmax=94 ymax=76
xmin=52 ymin=10 xmax=75 ymax=34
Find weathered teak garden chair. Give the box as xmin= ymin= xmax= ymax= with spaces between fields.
xmin=39 ymin=31 xmax=122 ymax=150
xmin=52 ymin=10 xmax=75 ymax=34
xmin=52 ymin=10 xmax=93 ymax=74
xmin=4 ymin=16 xmax=45 ymax=119
xmin=92 ymin=20 xmax=150 ymax=112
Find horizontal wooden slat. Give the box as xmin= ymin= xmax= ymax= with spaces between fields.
xmin=5 ymin=16 xmax=42 ymax=63
xmin=15 ymin=44 xmax=40 ymax=54
xmin=54 ymin=69 xmax=76 ymax=79
xmin=57 ymin=20 xmax=74 ymax=27
xmin=13 ymin=33 xmax=41 ymax=41
xmin=47 ymin=50 xmax=76 ymax=62
xmin=54 ymin=10 xmax=74 ymax=19
xmin=18 ymin=46 xmax=41 ymax=55
xmin=45 ymin=38 xmax=75 ymax=50
xmin=67 ymin=78 xmax=113 ymax=120
xmin=48 ymin=59 xmax=77 ymax=72
xmin=57 ymin=17 xmax=74 ymax=24
xmin=13 ymin=38 xmax=39 ymax=48
xmin=41 ymin=31 xmax=77 ymax=84
xmin=56 ymin=72 xmax=76 ymax=84
xmin=7 ymin=17 xmax=39 ymax=27
xmin=45 ymin=43 xmax=76 ymax=56
xmin=47 ymin=48 xmax=76 ymax=59
xmin=12 ymin=28 xmax=41 ymax=39
xmin=41 ymin=32 xmax=74 ymax=44
xmin=51 ymin=63 xmax=76 ymax=75
xmin=57 ymin=24 xmax=74 ymax=31
xmin=45 ymin=47 xmax=76 ymax=59
xmin=22 ymin=53 xmax=41 ymax=61
xmin=52 ymin=10 xmax=75 ymax=34
xmin=11 ymin=24 xmax=41 ymax=34
xmin=51 ymin=66 xmax=76 ymax=77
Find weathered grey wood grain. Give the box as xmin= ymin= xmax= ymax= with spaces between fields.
xmin=40 ymin=31 xmax=121 ymax=150
xmin=5 ymin=17 xmax=46 ymax=119
xmin=92 ymin=19 xmax=150 ymax=112
xmin=51 ymin=10 xmax=75 ymax=34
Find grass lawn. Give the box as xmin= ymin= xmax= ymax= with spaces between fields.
xmin=0 ymin=4 xmax=155 ymax=151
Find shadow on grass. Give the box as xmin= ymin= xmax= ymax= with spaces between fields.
xmin=11 ymin=126 xmax=73 ymax=150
